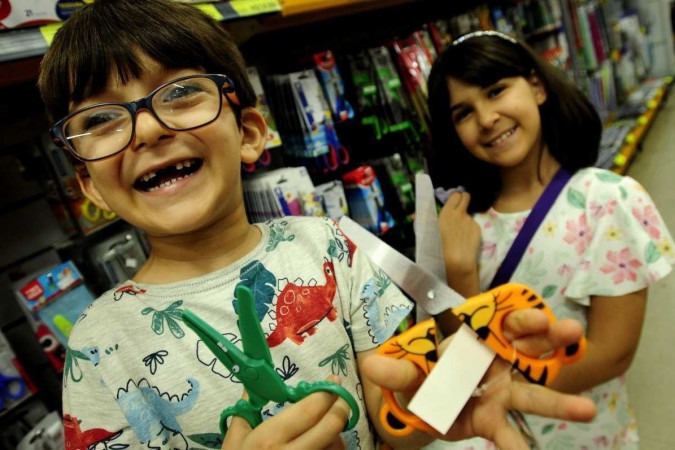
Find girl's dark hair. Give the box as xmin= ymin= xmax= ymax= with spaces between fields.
xmin=427 ymin=35 xmax=601 ymax=213
xmin=38 ymin=0 xmax=256 ymax=123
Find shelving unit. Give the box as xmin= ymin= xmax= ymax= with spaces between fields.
xmin=610 ymin=77 xmax=673 ymax=173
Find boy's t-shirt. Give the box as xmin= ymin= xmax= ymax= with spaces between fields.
xmin=62 ymin=216 xmax=413 ymax=450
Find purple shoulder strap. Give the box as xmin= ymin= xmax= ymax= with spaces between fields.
xmin=489 ymin=168 xmax=572 ymax=289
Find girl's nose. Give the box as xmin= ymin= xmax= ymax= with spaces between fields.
xmin=476 ymin=106 xmax=499 ymax=129
xmin=131 ymin=109 xmax=174 ymax=151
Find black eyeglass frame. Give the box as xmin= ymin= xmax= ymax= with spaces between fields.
xmin=50 ymin=74 xmax=239 ymax=162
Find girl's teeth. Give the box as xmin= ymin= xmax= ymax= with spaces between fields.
xmin=492 ymin=129 xmax=514 ymax=145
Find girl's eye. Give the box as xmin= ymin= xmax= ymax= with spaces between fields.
xmin=487 ymin=85 xmax=505 ymax=98
xmin=452 ymin=108 xmax=471 ymax=123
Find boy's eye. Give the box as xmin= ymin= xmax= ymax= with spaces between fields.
xmin=158 ymin=82 xmax=206 ymax=104
xmin=79 ymin=108 xmax=126 ymax=132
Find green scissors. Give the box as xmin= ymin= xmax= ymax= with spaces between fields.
xmin=182 ymin=285 xmax=360 ymax=435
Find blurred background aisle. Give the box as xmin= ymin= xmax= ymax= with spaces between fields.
xmin=626 ymin=90 xmax=675 ymax=450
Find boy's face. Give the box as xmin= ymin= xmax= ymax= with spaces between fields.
xmin=75 ymin=60 xmax=266 ymax=238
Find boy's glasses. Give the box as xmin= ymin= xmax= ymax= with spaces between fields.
xmin=50 ymin=74 xmax=239 ymax=162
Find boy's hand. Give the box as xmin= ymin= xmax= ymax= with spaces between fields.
xmin=221 ymin=376 xmax=349 ymax=450
xmin=361 ymin=316 xmax=596 ymax=450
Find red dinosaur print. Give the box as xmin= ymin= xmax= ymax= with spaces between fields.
xmin=113 ymin=285 xmax=148 ymax=301
xmin=267 ymin=260 xmax=338 ymax=347
xmin=63 ymin=414 xmax=119 ymax=449
xmin=344 ymin=234 xmax=357 ymax=267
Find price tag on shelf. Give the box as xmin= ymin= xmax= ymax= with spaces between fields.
xmin=195 ymin=3 xmax=224 ymax=20
xmin=230 ymin=0 xmax=282 ymax=17
xmin=40 ymin=23 xmax=64 ymax=47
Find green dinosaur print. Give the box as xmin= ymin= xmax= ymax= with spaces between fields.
xmin=141 ymin=300 xmax=185 ymax=338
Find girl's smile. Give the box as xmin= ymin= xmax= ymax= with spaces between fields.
xmin=448 ymin=75 xmax=547 ymax=171
xmin=483 ymin=126 xmax=517 ymax=148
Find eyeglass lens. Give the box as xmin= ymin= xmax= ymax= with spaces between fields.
xmin=63 ymin=76 xmax=222 ymax=160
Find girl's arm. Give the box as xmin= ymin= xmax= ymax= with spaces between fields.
xmin=547 ymin=288 xmax=647 ymax=394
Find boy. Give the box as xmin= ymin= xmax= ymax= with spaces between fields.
xmin=39 ymin=1 xmax=595 ymax=449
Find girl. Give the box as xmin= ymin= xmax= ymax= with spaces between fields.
xmin=426 ymin=30 xmax=675 ymax=449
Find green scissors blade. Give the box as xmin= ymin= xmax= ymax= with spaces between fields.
xmin=235 ymin=285 xmax=273 ymax=365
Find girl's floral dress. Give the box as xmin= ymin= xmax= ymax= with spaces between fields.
xmin=425 ymin=167 xmax=674 ymax=450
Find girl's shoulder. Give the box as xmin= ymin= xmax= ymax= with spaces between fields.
xmin=568 ymin=167 xmax=644 ymax=196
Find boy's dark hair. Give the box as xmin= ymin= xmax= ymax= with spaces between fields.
xmin=427 ymin=35 xmax=601 ymax=213
xmin=38 ymin=0 xmax=255 ymax=124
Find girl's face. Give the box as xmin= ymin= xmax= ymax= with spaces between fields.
xmin=74 ymin=59 xmax=265 ymax=238
xmin=447 ymin=75 xmax=547 ymax=171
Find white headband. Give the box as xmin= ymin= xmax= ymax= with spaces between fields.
xmin=452 ymin=30 xmax=518 ymax=46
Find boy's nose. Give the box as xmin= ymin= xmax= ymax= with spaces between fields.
xmin=131 ymin=109 xmax=174 ymax=151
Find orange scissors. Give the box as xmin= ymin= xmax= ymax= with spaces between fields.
xmin=338 ymin=173 xmax=587 ymax=436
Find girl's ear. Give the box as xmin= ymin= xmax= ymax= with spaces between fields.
xmin=239 ymin=107 xmax=267 ymax=164
xmin=529 ymin=72 xmax=548 ymax=105
xmin=76 ymin=167 xmax=113 ymax=212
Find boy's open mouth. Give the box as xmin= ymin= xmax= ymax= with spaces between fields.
xmin=134 ymin=158 xmax=203 ymax=192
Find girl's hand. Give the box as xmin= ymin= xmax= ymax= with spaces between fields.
xmin=221 ymin=376 xmax=349 ymax=450
xmin=438 ymin=191 xmax=481 ymax=274
xmin=361 ymin=316 xmax=596 ymax=450
xmin=438 ymin=191 xmax=481 ymax=290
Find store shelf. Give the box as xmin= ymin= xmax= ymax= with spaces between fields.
xmin=0 ymin=0 xmax=282 ymax=65
xmin=610 ymin=77 xmax=673 ymax=174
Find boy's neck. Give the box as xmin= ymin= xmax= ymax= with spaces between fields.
xmin=133 ymin=219 xmax=262 ymax=284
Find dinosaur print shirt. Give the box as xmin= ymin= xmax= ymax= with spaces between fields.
xmin=425 ymin=167 xmax=674 ymax=450
xmin=62 ymin=216 xmax=413 ymax=450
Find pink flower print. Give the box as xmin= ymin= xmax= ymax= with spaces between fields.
xmin=600 ymin=248 xmax=643 ymax=284
xmin=563 ymin=214 xmax=592 ymax=255
xmin=593 ymin=435 xmax=609 ymax=447
xmin=590 ymin=200 xmax=618 ymax=218
xmin=580 ymin=259 xmax=591 ymax=270
xmin=633 ymin=205 xmax=661 ymax=239
xmin=514 ymin=217 xmax=525 ymax=233
xmin=558 ymin=264 xmax=573 ymax=277
xmin=482 ymin=241 xmax=497 ymax=259
xmin=590 ymin=201 xmax=603 ymax=218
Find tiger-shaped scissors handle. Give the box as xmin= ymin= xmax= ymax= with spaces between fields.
xmin=378 ymin=283 xmax=587 ymax=436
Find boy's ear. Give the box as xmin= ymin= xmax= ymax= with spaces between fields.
xmin=76 ymin=167 xmax=113 ymax=212
xmin=239 ymin=107 xmax=267 ymax=164
xmin=529 ymin=72 xmax=548 ymax=105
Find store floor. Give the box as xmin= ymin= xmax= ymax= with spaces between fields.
xmin=625 ymin=89 xmax=675 ymax=450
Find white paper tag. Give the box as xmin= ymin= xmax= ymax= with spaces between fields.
xmin=407 ymin=324 xmax=496 ymax=434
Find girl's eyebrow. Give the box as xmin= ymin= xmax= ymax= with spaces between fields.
xmin=449 ymin=102 xmax=467 ymax=113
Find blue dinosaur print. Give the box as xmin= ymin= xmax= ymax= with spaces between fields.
xmin=265 ymin=220 xmax=295 ymax=252
xmin=81 ymin=345 xmax=100 ymax=366
xmin=116 ymin=378 xmax=199 ymax=449
xmin=360 ymin=277 xmax=410 ymax=344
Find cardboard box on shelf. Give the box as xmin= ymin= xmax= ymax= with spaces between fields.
xmin=0 ymin=0 xmax=86 ymax=30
